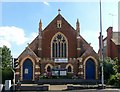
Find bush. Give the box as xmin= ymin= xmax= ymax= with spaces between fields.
xmin=115 ymin=73 xmax=120 ymax=87
xmin=108 ymin=75 xmax=116 ymax=85
xmin=103 ymin=58 xmax=115 ymax=81
xmin=2 ymin=67 xmax=13 ymax=84
xmin=67 ymin=72 xmax=73 ymax=78
xmin=108 ymin=73 xmax=120 ymax=87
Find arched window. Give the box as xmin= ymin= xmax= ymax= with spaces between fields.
xmin=67 ymin=66 xmax=72 ymax=72
xmin=47 ymin=66 xmax=51 ymax=72
xmin=51 ymin=33 xmax=67 ymax=58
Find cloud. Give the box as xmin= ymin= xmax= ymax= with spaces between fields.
xmin=0 ymin=26 xmax=28 ymax=48
xmin=0 ymin=40 xmax=11 ymax=48
xmin=43 ymin=2 xmax=49 ymax=6
xmin=0 ymin=26 xmax=38 ymax=48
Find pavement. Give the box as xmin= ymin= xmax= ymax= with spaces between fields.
xmin=40 ymin=89 xmax=120 ymax=92
xmin=49 ymin=85 xmax=67 ymax=90
xmin=16 ymin=84 xmax=120 ymax=92
xmin=66 ymin=89 xmax=120 ymax=92
xmin=16 ymin=89 xmax=120 ymax=92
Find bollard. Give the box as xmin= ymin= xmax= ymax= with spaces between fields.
xmin=0 ymin=84 xmax=3 ymax=92
xmin=5 ymin=80 xmax=11 ymax=91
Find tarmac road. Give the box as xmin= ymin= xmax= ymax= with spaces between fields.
xmin=45 ymin=89 xmax=120 ymax=92
xmin=15 ymin=84 xmax=120 ymax=92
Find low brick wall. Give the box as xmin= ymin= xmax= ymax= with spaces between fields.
xmin=38 ymin=79 xmax=101 ymax=85
xmin=15 ymin=85 xmax=49 ymax=91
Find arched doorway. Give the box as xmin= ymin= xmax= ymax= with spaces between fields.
xmin=23 ymin=59 xmax=33 ymax=80
xmin=67 ymin=66 xmax=72 ymax=73
xmin=47 ymin=66 xmax=51 ymax=72
xmin=86 ymin=59 xmax=95 ymax=80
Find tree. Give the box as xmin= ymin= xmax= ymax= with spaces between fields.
xmin=1 ymin=45 xmax=12 ymax=69
xmin=104 ymin=57 xmax=120 ymax=87
xmin=0 ymin=45 xmax=13 ymax=84
xmin=103 ymin=57 xmax=115 ymax=81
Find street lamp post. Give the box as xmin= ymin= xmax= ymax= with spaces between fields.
xmin=13 ymin=69 xmax=15 ymax=91
xmin=100 ymin=0 xmax=104 ymax=88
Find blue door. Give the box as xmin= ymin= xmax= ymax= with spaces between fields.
xmin=86 ymin=59 xmax=95 ymax=80
xmin=23 ymin=59 xmax=33 ymax=80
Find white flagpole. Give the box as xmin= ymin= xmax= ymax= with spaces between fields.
xmin=100 ymin=0 xmax=104 ymax=88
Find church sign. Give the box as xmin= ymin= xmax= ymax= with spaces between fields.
xmin=55 ymin=58 xmax=68 ymax=63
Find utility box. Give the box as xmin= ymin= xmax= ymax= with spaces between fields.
xmin=5 ymin=80 xmax=11 ymax=91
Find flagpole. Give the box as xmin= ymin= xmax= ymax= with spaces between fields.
xmin=100 ymin=0 xmax=104 ymax=88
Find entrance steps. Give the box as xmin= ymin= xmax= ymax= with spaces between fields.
xmin=49 ymin=85 xmax=67 ymax=90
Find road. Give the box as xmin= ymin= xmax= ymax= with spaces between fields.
xmin=45 ymin=89 xmax=120 ymax=92
xmin=15 ymin=84 xmax=120 ymax=92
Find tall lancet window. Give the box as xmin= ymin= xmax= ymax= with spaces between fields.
xmin=51 ymin=33 xmax=68 ymax=58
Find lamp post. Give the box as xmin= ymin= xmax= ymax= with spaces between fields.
xmin=100 ymin=0 xmax=104 ymax=88
xmin=12 ymin=58 xmax=15 ymax=91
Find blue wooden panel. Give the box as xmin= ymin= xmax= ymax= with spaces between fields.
xmin=86 ymin=59 xmax=95 ymax=80
xmin=23 ymin=59 xmax=33 ymax=80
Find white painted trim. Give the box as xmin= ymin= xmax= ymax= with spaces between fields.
xmin=35 ymin=72 xmax=40 ymax=74
xmin=77 ymin=36 xmax=80 ymax=39
xmin=38 ymin=48 xmax=42 ymax=50
xmin=77 ymin=48 xmax=81 ymax=50
xmin=80 ymin=72 xmax=83 ymax=74
xmin=15 ymin=72 xmax=20 ymax=74
xmin=35 ymin=65 xmax=40 ymax=68
xmin=79 ymin=65 xmax=83 ymax=68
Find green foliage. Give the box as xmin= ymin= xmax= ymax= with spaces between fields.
xmin=115 ymin=73 xmax=120 ymax=86
xmin=2 ymin=67 xmax=14 ymax=84
xmin=108 ymin=75 xmax=116 ymax=85
xmin=108 ymin=73 xmax=120 ymax=87
xmin=0 ymin=45 xmax=13 ymax=84
xmin=104 ymin=57 xmax=120 ymax=87
xmin=0 ymin=68 xmax=2 ymax=84
xmin=0 ymin=48 xmax=2 ymax=68
xmin=67 ymin=72 xmax=73 ymax=78
xmin=1 ymin=45 xmax=12 ymax=69
xmin=103 ymin=57 xmax=115 ymax=80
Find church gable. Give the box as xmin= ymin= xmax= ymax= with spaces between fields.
xmin=42 ymin=14 xmax=78 ymax=58
xmin=18 ymin=46 xmax=38 ymax=61
xmin=18 ymin=11 xmax=97 ymax=59
xmin=16 ymin=10 xmax=100 ymax=82
xmin=43 ymin=14 xmax=76 ymax=34
xmin=18 ymin=36 xmax=39 ymax=59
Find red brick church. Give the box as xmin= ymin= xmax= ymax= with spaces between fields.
xmin=15 ymin=10 xmax=99 ymax=82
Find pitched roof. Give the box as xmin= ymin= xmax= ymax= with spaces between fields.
xmin=18 ymin=45 xmax=38 ymax=59
xmin=43 ymin=14 xmax=76 ymax=32
xmin=18 ymin=13 xmax=98 ymax=58
xmin=111 ymin=32 xmax=120 ymax=45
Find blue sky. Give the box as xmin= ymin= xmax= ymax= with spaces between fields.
xmin=0 ymin=1 xmax=119 ymax=58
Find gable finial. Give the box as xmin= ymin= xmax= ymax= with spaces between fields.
xmin=76 ymin=18 xmax=80 ymax=36
xmin=39 ymin=19 xmax=42 ymax=36
xmin=58 ymin=9 xmax=61 ymax=14
xmin=39 ymin=19 xmax=42 ymax=31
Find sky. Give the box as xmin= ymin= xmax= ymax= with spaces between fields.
xmin=0 ymin=0 xmax=119 ymax=58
